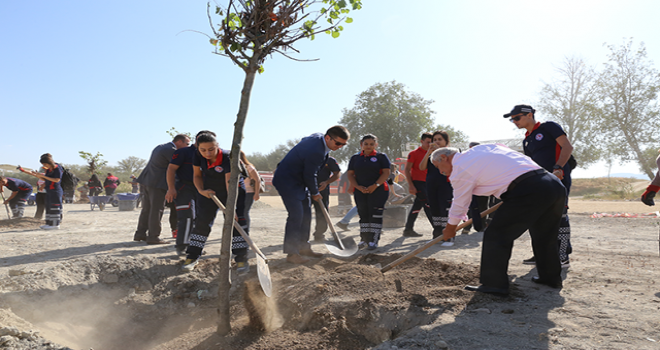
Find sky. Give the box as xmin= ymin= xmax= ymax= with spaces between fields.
xmin=2 ymin=0 xmax=659 ymax=178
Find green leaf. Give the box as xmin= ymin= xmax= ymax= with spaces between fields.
xmin=338 ymin=25 xmax=344 ymax=31
xmin=345 ymin=17 xmax=353 ymax=23
xmin=258 ymin=66 xmax=265 ymax=74
xmin=332 ymin=31 xmax=340 ymax=38
xmin=325 ymin=30 xmax=332 ymax=35
xmin=230 ymin=43 xmax=240 ymax=52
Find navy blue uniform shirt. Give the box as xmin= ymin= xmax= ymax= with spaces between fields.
xmin=45 ymin=164 xmax=63 ymax=191
xmin=5 ymin=178 xmax=33 ymax=192
xmin=348 ymin=151 xmax=391 ymax=188
xmin=523 ymin=121 xmax=567 ymax=172
xmin=171 ymin=145 xmax=197 ymax=183
xmin=318 ymin=156 xmax=340 ymax=182
xmin=193 ymin=149 xmax=244 ymax=194
xmin=426 ymin=159 xmax=452 ymax=195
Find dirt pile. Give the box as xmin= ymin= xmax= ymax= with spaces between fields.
xmin=0 ymin=251 xmax=485 ymax=349
xmin=0 ymin=217 xmax=43 ymax=230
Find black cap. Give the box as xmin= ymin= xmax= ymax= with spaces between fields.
xmin=503 ymin=104 xmax=535 ymax=118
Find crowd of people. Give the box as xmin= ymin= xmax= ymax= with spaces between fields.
xmin=4 ymin=103 xmax=660 ymax=296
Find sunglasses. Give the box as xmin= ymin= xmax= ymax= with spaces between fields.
xmin=329 ymin=135 xmax=347 ymax=146
xmin=509 ymin=114 xmax=524 ymax=123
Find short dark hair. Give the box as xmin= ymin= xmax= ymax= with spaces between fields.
xmin=360 ymin=134 xmax=378 ymax=143
xmin=421 ymin=132 xmax=433 ymax=141
xmin=195 ymin=130 xmax=216 ymax=142
xmin=39 ymin=153 xmax=55 ymax=167
xmin=196 ymin=133 xmax=217 ymax=144
xmin=432 ymin=130 xmax=449 ymax=145
xmin=173 ymin=134 xmax=189 ymax=143
xmin=326 ymin=125 xmax=350 ymax=140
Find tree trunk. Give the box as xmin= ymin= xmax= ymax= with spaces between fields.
xmin=217 ymin=69 xmax=257 ymax=335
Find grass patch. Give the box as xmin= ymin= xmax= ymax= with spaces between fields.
xmin=572 ymin=177 xmax=645 ymax=200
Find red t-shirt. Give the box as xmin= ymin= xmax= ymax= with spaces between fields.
xmin=407 ymin=147 xmax=428 ymax=182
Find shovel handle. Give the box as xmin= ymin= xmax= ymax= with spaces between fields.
xmin=381 ymin=202 xmax=503 ymax=273
xmin=315 ymin=197 xmax=346 ymax=250
xmin=210 ymin=194 xmax=268 ymax=262
xmin=0 ymin=192 xmax=11 ymax=219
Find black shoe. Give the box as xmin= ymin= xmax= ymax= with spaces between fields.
xmin=531 ymin=276 xmax=563 ymax=289
xmin=522 ymin=256 xmax=536 ymax=265
xmin=403 ymin=229 xmax=422 ymax=237
xmin=133 ymin=235 xmax=147 ymax=242
xmin=146 ymin=238 xmax=168 ymax=245
xmin=464 ymin=285 xmax=509 ymax=296
xmin=335 ymin=222 xmax=349 ymax=231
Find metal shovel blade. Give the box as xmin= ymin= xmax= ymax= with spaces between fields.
xmin=256 ymin=255 xmax=272 ymax=297
xmin=324 ymin=237 xmax=359 ymax=257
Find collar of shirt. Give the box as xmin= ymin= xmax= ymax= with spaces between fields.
xmin=323 ymin=137 xmax=331 ymax=155
xmin=359 ymin=150 xmax=378 ymax=157
xmin=207 ymin=150 xmax=224 ymax=169
xmin=525 ymin=122 xmax=542 ymax=137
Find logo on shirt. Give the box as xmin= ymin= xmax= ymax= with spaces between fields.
xmin=172 ymin=154 xmax=179 ymax=160
xmin=370 ymin=157 xmax=378 ymax=162
xmin=535 ymin=133 xmax=544 ymax=141
xmin=214 ymin=166 xmax=224 ymax=173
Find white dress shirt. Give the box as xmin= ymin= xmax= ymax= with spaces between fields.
xmin=447 ymin=144 xmax=542 ymax=225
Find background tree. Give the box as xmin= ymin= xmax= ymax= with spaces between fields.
xmin=597 ymin=39 xmax=660 ymax=179
xmin=537 ymin=56 xmax=602 ymax=168
xmin=205 ymin=0 xmax=362 ymax=334
xmin=166 ymin=127 xmax=192 ymax=140
xmin=335 ymin=81 xmax=438 ymax=162
xmin=247 ymin=139 xmax=300 ymax=171
xmin=117 ymin=156 xmax=147 ymax=176
xmin=78 ymin=151 xmax=108 ymax=175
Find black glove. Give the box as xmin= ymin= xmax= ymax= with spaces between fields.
xmin=641 ymin=185 xmax=659 ymax=206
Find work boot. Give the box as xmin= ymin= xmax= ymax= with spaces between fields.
xmin=286 ymin=254 xmax=310 ymax=264
xmin=402 ymin=229 xmax=422 ymax=237
xmin=336 ymin=222 xmax=349 ymax=231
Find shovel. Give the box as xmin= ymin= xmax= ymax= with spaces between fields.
xmin=0 ymin=192 xmax=11 ymax=219
xmin=381 ymin=202 xmax=502 ymax=273
xmin=211 ymin=195 xmax=272 ymax=297
xmin=315 ymin=197 xmax=358 ymax=257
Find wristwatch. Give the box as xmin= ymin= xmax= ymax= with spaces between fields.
xmin=375 ymin=182 xmax=381 ymax=187
xmin=552 ymin=165 xmax=562 ymax=171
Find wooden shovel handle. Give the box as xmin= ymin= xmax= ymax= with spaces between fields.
xmin=315 ymin=197 xmax=346 ymax=249
xmin=381 ymin=202 xmax=503 ymax=273
xmin=210 ymin=194 xmax=267 ymax=262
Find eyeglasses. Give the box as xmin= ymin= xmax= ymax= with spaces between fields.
xmin=329 ymin=135 xmax=347 ymax=147
xmin=509 ymin=114 xmax=524 ymax=123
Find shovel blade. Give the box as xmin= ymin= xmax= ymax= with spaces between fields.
xmin=256 ymin=256 xmax=272 ymax=297
xmin=325 ymin=237 xmax=359 ymax=257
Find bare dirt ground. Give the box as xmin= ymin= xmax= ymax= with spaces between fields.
xmin=0 ymin=196 xmax=659 ymax=350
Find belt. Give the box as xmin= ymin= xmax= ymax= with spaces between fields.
xmin=506 ymin=169 xmax=547 ymax=193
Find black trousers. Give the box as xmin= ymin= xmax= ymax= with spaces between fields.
xmin=426 ymin=182 xmax=452 ymax=239
xmin=174 ymin=183 xmax=197 ymax=250
xmin=480 ymin=172 xmax=565 ymax=290
xmin=405 ymin=180 xmax=433 ymax=230
xmin=134 ymin=185 xmax=167 ymax=241
xmin=312 ymin=188 xmax=330 ymax=237
xmin=354 ymin=187 xmax=388 ymax=244
xmin=187 ymin=191 xmax=248 ymax=262
xmin=34 ymin=192 xmax=47 ymax=219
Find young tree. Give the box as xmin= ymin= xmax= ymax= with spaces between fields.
xmin=335 ymin=81 xmax=437 ymax=162
xmin=204 ymin=0 xmax=362 ymax=334
xmin=117 ymin=156 xmax=147 ymax=176
xmin=79 ymin=151 xmax=108 ymax=175
xmin=537 ymin=56 xmax=602 ymax=168
xmin=597 ymin=39 xmax=660 ymax=179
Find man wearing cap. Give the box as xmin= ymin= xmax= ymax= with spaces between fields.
xmin=504 ymin=104 xmax=574 ymax=268
xmin=433 ymin=145 xmax=565 ymax=296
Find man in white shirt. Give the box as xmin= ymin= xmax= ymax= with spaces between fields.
xmin=431 ymin=144 xmax=566 ymax=296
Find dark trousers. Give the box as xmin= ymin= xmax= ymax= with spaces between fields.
xmin=312 ymin=188 xmax=330 ymax=237
xmin=355 ymin=187 xmax=388 ymax=244
xmin=45 ymin=189 xmax=63 ymax=226
xmin=105 ymin=188 xmax=116 ymax=196
xmin=426 ymin=182 xmax=452 ymax=239
xmin=89 ymin=188 xmax=102 ymax=197
xmin=558 ymin=175 xmax=572 ymax=261
xmin=480 ymin=172 xmax=565 ymax=290
xmin=134 ymin=185 xmax=167 ymax=241
xmin=34 ymin=192 xmax=47 ymax=219
xmin=405 ymin=180 xmax=433 ymax=230
xmin=187 ymin=192 xmax=248 ymax=262
xmin=174 ymin=184 xmax=197 ymax=250
xmin=466 ymin=195 xmax=489 ymax=232
xmin=281 ymin=191 xmax=312 ymax=255
xmin=244 ymin=192 xmax=255 ymax=231
xmin=166 ymin=200 xmax=177 ymax=232
xmin=9 ymin=190 xmax=30 ymax=218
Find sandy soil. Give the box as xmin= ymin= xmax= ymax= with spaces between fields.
xmin=0 ymin=196 xmax=659 ymax=350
